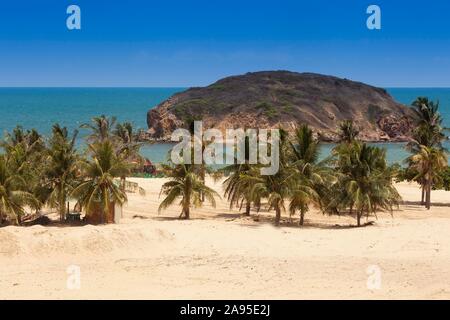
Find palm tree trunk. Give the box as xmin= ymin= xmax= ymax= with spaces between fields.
xmin=184 ymin=206 xmax=190 ymax=219
xmin=299 ymin=209 xmax=305 ymax=226
xmin=275 ymin=206 xmax=281 ymax=226
xmin=357 ymin=211 xmax=362 ymax=227
xmin=101 ymin=186 xmax=107 ymax=224
xmin=182 ymin=186 xmax=191 ymax=219
xmin=59 ymin=189 xmax=66 ymax=222
xmin=120 ymin=176 xmax=126 ymax=191
xmin=200 ymin=168 xmax=205 ymax=202
xmin=426 ymin=181 xmax=431 ymax=210
xmin=421 ymin=184 xmax=425 ymax=205
xmin=244 ymin=200 xmax=251 ymax=216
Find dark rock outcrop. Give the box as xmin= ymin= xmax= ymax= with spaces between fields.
xmin=146 ymin=71 xmax=415 ymax=142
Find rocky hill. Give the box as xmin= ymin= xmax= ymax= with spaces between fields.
xmin=146 ymin=71 xmax=415 ymax=142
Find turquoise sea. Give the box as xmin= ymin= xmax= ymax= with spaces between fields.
xmin=0 ymin=87 xmax=449 ymax=164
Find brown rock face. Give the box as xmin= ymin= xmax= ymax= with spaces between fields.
xmin=147 ymin=99 xmax=184 ymax=140
xmin=377 ymin=114 xmax=414 ymax=141
xmin=146 ymin=71 xmax=415 ymax=142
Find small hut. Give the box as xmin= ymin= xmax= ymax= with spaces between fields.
xmin=143 ymin=158 xmax=156 ymax=175
xmin=84 ymin=201 xmax=123 ymax=224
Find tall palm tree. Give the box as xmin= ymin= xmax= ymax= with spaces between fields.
xmin=80 ymin=115 xmax=117 ymax=143
xmin=223 ymin=166 xmax=252 ymax=216
xmin=288 ymin=179 xmax=318 ymax=226
xmin=223 ymin=163 xmax=254 ymax=216
xmin=185 ymin=118 xmax=212 ymax=202
xmin=407 ymin=97 xmax=448 ymax=205
xmin=1 ymin=126 xmax=45 ymax=153
xmin=412 ymin=98 xmax=443 ymax=127
xmin=288 ymin=124 xmax=331 ymax=225
xmin=0 ymin=155 xmax=40 ymax=225
xmin=410 ymin=97 xmax=446 ymax=148
xmin=71 ymin=140 xmax=129 ymax=224
xmin=222 ymin=136 xmax=254 ymax=216
xmin=330 ymin=142 xmax=401 ymax=226
xmin=42 ymin=124 xmax=80 ymax=221
xmin=290 ymin=124 xmax=320 ymax=164
xmin=1 ymin=127 xmax=46 ymax=209
xmin=409 ymin=146 xmax=447 ymax=210
xmin=114 ymin=122 xmax=144 ymax=155
xmin=159 ymin=163 xmax=219 ymax=219
xmin=245 ymin=167 xmax=292 ymax=226
xmin=1 ymin=126 xmax=45 ymax=170
xmin=237 ymin=128 xmax=292 ymax=226
xmin=114 ymin=122 xmax=134 ymax=145
xmin=113 ymin=121 xmax=144 ymax=189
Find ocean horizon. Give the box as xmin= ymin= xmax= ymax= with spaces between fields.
xmin=0 ymin=87 xmax=449 ymax=164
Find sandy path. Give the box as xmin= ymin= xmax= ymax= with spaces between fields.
xmin=0 ymin=179 xmax=449 ymax=299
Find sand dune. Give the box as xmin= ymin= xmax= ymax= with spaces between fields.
xmin=0 ymin=178 xmax=449 ymax=299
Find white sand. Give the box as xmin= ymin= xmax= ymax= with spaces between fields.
xmin=0 ymin=178 xmax=449 ymax=299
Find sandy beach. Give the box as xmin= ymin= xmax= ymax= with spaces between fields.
xmin=0 ymin=178 xmax=449 ymax=300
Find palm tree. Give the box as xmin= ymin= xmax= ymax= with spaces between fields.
xmin=222 ymin=136 xmax=254 ymax=216
xmin=1 ymin=126 xmax=45 ymax=172
xmin=114 ymin=122 xmax=143 ymax=156
xmin=1 ymin=127 xmax=46 ymax=211
xmin=236 ymin=128 xmax=292 ymax=226
xmin=71 ymin=140 xmax=130 ymax=224
xmin=290 ymin=124 xmax=320 ymax=164
xmin=185 ymin=118 xmax=212 ymax=202
xmin=410 ymin=97 xmax=446 ymax=149
xmin=245 ymin=167 xmax=292 ymax=226
xmin=288 ymin=179 xmax=318 ymax=226
xmin=409 ymin=146 xmax=448 ymax=210
xmin=1 ymin=126 xmax=45 ymax=153
xmin=338 ymin=120 xmax=360 ymax=143
xmin=42 ymin=124 xmax=80 ymax=221
xmin=412 ymin=98 xmax=444 ymax=129
xmin=0 ymin=155 xmax=40 ymax=225
xmin=113 ymin=121 xmax=144 ymax=189
xmin=223 ymin=163 xmax=254 ymax=216
xmin=114 ymin=122 xmax=134 ymax=145
xmin=330 ymin=142 xmax=401 ymax=226
xmin=159 ymin=163 xmax=219 ymax=219
xmin=288 ymin=124 xmax=331 ymax=225
xmin=407 ymin=97 xmax=448 ymax=205
xmin=80 ymin=115 xmax=117 ymax=143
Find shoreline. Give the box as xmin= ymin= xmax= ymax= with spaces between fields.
xmin=140 ymin=141 xmax=413 ymax=165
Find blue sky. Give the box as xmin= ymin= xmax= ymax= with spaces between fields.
xmin=1 ymin=0 xmax=450 ymax=87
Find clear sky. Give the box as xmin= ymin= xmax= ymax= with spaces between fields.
xmin=1 ymin=0 xmax=450 ymax=87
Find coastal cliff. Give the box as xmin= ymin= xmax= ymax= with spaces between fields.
xmin=146 ymin=71 xmax=415 ymax=142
